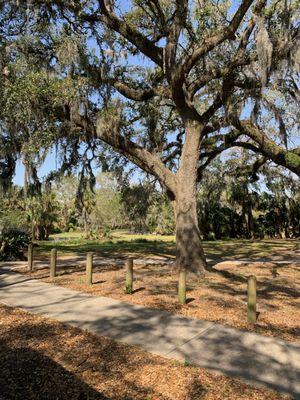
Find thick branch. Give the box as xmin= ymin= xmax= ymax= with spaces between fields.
xmin=148 ymin=0 xmax=167 ymax=32
xmin=62 ymin=106 xmax=177 ymax=193
xmin=165 ymin=0 xmax=188 ymax=72
xmin=95 ymin=122 xmax=177 ymax=194
xmin=93 ymin=1 xmax=164 ymax=66
xmin=114 ymin=81 xmax=170 ymax=101
xmin=233 ymin=120 xmax=300 ymax=176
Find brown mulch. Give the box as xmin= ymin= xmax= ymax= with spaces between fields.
xmin=17 ymin=258 xmax=300 ymax=343
xmin=0 ymin=304 xmax=293 ymax=400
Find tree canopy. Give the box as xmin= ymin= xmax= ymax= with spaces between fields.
xmin=0 ymin=0 xmax=299 ymax=274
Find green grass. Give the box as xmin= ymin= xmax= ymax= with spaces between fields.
xmin=34 ymin=230 xmax=298 ymax=261
xmin=48 ymin=231 xmax=84 ymax=239
xmin=37 ymin=236 xmax=175 ymax=259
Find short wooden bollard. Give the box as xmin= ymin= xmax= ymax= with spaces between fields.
xmin=125 ymin=258 xmax=133 ymax=294
xmin=27 ymin=243 xmax=33 ymax=271
xmin=86 ymin=252 xmax=93 ymax=285
xmin=178 ymin=269 xmax=186 ymax=305
xmin=50 ymin=249 xmax=57 ymax=279
xmin=247 ymin=275 xmax=257 ymax=324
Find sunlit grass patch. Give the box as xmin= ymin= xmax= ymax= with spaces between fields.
xmin=35 ymin=230 xmax=299 ymax=262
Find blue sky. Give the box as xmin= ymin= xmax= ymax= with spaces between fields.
xmin=14 ymin=153 xmax=56 ymax=186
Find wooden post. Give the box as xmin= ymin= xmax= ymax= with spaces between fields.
xmin=27 ymin=243 xmax=33 ymax=271
xmin=178 ymin=268 xmax=186 ymax=304
xmin=125 ymin=258 xmax=133 ymax=294
xmin=247 ymin=275 xmax=257 ymax=324
xmin=86 ymin=252 xmax=93 ymax=285
xmin=50 ymin=249 xmax=57 ymax=279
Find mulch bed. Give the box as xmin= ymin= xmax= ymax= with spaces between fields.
xmin=0 ymin=304 xmax=293 ymax=400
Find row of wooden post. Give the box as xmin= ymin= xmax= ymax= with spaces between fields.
xmin=27 ymin=244 xmax=257 ymax=322
xmin=27 ymin=245 xmax=134 ymax=291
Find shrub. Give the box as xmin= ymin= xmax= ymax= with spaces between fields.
xmin=90 ymin=226 xmax=112 ymax=239
xmin=207 ymin=231 xmax=216 ymax=241
xmin=0 ymin=228 xmax=30 ymax=261
xmin=146 ymin=200 xmax=174 ymax=235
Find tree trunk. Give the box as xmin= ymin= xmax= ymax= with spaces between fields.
xmin=246 ymin=198 xmax=254 ymax=239
xmin=174 ymin=118 xmax=207 ymax=276
xmin=247 ymin=206 xmax=255 ymax=239
xmin=244 ymin=185 xmax=254 ymax=239
xmin=274 ymin=207 xmax=281 ymax=238
xmin=83 ymin=207 xmax=89 ymax=238
xmin=174 ymin=190 xmax=207 ymax=276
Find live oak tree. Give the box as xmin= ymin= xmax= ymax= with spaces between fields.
xmin=1 ymin=1 xmax=300 ymax=275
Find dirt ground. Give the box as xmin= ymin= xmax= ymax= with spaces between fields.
xmin=0 ymin=304 xmax=293 ymax=400
xmin=17 ymin=255 xmax=300 ymax=343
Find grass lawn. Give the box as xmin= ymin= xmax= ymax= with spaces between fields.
xmin=36 ymin=230 xmax=299 ymax=261
xmin=16 ymin=232 xmax=299 ymax=343
xmin=0 ymin=304 xmax=292 ymax=400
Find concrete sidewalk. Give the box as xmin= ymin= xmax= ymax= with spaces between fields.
xmin=0 ymin=266 xmax=299 ymax=398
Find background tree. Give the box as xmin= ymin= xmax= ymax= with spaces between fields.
xmin=120 ymin=181 xmax=154 ymax=233
xmin=87 ymin=172 xmax=122 ymax=236
xmin=54 ymin=175 xmax=79 ymax=232
xmin=146 ymin=194 xmax=175 ymax=235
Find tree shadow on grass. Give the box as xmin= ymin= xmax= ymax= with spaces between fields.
xmin=36 ymin=239 xmax=176 ymax=259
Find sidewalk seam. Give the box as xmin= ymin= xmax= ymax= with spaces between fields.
xmin=165 ymin=323 xmax=216 ymax=356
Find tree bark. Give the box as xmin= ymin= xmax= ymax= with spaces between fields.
xmin=174 ymin=190 xmax=207 ymax=275
xmin=174 ymin=118 xmax=207 ymax=276
xmin=247 ymin=200 xmax=255 ymax=238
